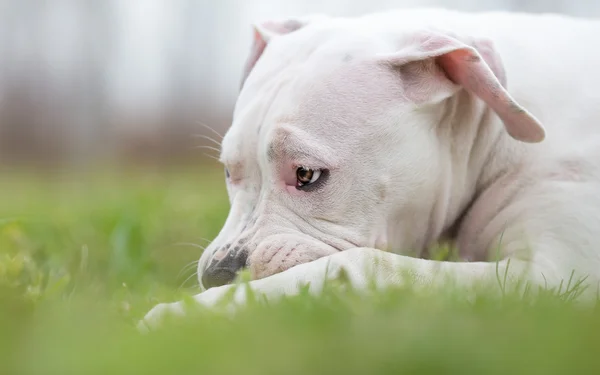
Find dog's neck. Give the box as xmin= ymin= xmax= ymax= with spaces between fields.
xmin=445 ymin=91 xmax=533 ymax=259
xmin=397 ymin=91 xmax=527 ymax=259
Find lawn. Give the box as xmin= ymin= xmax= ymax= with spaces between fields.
xmin=1 ymin=162 xmax=600 ymax=375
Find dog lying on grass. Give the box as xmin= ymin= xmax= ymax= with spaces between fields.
xmin=140 ymin=8 xmax=600 ymax=329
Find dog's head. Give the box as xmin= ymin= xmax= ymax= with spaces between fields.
xmin=197 ymin=14 xmax=545 ymax=289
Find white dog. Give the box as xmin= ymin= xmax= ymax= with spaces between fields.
xmin=140 ymin=8 xmax=600 ymax=329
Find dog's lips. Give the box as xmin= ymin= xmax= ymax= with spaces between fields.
xmin=248 ymin=232 xmax=340 ymax=279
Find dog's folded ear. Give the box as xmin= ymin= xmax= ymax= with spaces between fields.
xmin=379 ymin=30 xmax=546 ymax=143
xmin=240 ymin=14 xmax=328 ymax=90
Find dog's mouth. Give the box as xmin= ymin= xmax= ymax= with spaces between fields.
xmin=199 ymin=230 xmax=355 ymax=289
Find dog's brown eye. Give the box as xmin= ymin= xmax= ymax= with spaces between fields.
xmin=296 ymin=167 xmax=322 ymax=187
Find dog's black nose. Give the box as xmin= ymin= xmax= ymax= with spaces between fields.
xmin=201 ymin=267 xmax=236 ymax=289
xmin=201 ymin=248 xmax=248 ymax=289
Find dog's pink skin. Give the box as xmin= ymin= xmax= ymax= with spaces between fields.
xmin=141 ymin=9 xmax=600 ymax=329
xmin=189 ymin=8 xmax=600 ymax=288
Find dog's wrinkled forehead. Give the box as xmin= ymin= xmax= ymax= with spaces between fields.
xmin=225 ymin=32 xmax=404 ymax=165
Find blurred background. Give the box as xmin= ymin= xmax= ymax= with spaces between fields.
xmin=1 ymin=0 xmax=600 ymax=168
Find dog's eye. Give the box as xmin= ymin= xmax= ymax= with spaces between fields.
xmin=296 ymin=167 xmax=327 ymax=190
xmin=225 ymin=168 xmax=230 ymax=179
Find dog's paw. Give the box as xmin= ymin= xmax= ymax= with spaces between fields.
xmin=136 ymin=284 xmax=241 ymax=332
xmin=137 ymin=301 xmax=186 ymax=333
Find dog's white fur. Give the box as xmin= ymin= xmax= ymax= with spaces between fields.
xmin=140 ymin=8 xmax=600 ymax=329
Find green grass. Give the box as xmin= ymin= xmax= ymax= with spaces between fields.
xmin=1 ymin=163 xmax=600 ymax=375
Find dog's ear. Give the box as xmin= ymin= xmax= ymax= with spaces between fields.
xmin=380 ymin=30 xmax=545 ymax=143
xmin=240 ymin=15 xmax=328 ymax=89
